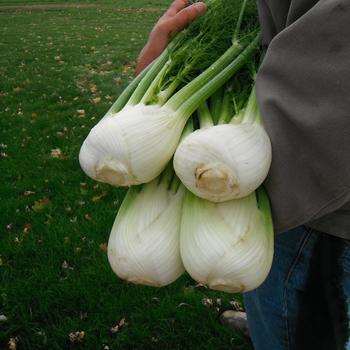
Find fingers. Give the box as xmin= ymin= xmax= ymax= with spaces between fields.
xmin=165 ymin=0 xmax=189 ymax=17
xmin=168 ymin=2 xmax=207 ymax=34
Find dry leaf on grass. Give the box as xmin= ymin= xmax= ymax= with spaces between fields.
xmin=68 ymin=331 xmax=85 ymax=343
xmin=92 ymin=97 xmax=101 ymax=104
xmin=8 ymin=337 xmax=19 ymax=350
xmin=92 ymin=191 xmax=107 ymax=202
xmin=89 ymin=83 xmax=97 ymax=93
xmin=84 ymin=213 xmax=92 ymax=221
xmin=23 ymin=190 xmax=35 ymax=197
xmin=110 ymin=318 xmax=128 ymax=334
xmin=50 ymin=148 xmax=64 ymax=159
xmin=202 ymin=298 xmax=214 ymax=307
xmin=99 ymin=243 xmax=107 ymax=253
xmin=32 ymin=197 xmax=50 ymax=211
xmin=23 ymin=223 xmax=31 ymax=234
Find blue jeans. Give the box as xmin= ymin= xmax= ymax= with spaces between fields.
xmin=244 ymin=226 xmax=350 ymax=350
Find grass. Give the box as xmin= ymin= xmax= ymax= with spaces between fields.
xmin=0 ymin=1 xmax=248 ymax=349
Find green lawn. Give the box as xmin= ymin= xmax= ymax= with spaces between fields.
xmin=0 ymin=2 xmax=248 ymax=349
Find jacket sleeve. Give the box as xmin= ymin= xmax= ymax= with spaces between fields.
xmin=256 ymin=0 xmax=350 ymax=233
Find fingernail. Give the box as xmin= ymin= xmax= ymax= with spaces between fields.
xmin=194 ymin=2 xmax=207 ymax=12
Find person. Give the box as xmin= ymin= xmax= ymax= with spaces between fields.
xmin=136 ymin=1 xmax=350 ymax=349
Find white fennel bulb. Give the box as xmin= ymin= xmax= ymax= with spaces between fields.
xmin=173 ymin=87 xmax=271 ymax=201
xmin=174 ymin=122 xmax=271 ymax=201
xmin=180 ymin=189 xmax=273 ymax=293
xmin=79 ymin=104 xmax=186 ymax=186
xmin=107 ymin=175 xmax=185 ymax=287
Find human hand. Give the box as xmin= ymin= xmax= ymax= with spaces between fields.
xmin=135 ymin=0 xmax=207 ymax=75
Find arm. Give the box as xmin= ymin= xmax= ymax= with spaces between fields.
xmin=135 ymin=0 xmax=207 ymax=75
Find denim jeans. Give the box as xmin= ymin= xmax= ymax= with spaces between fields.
xmin=244 ymin=226 xmax=350 ymax=350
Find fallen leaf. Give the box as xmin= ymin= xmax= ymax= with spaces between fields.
xmin=84 ymin=213 xmax=92 ymax=221
xmin=99 ymin=243 xmax=107 ymax=253
xmin=13 ymin=87 xmax=22 ymax=93
xmin=89 ymin=83 xmax=97 ymax=93
xmin=0 ymin=256 xmax=3 ymax=266
xmin=32 ymin=197 xmax=50 ymax=211
xmin=23 ymin=190 xmax=35 ymax=197
xmin=61 ymin=260 xmax=69 ymax=270
xmin=68 ymin=331 xmax=85 ymax=343
xmin=92 ymin=97 xmax=101 ymax=104
xmin=202 ymin=298 xmax=213 ymax=307
xmin=23 ymin=223 xmax=31 ymax=234
xmin=229 ymin=299 xmax=244 ymax=311
xmin=177 ymin=302 xmax=189 ymax=308
xmin=92 ymin=191 xmax=107 ymax=202
xmin=122 ymin=64 xmax=131 ymax=73
xmin=61 ymin=260 xmax=74 ymax=271
xmin=50 ymin=148 xmax=64 ymax=159
xmin=110 ymin=318 xmax=128 ymax=334
xmin=8 ymin=337 xmax=18 ymax=350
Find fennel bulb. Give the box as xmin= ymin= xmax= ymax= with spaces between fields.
xmin=180 ymin=188 xmax=273 ymax=292
xmin=107 ymin=173 xmax=185 ymax=287
xmin=79 ymin=104 xmax=186 ymax=186
xmin=173 ymin=88 xmax=271 ymax=201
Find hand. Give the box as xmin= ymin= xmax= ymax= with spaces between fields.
xmin=135 ymin=0 xmax=207 ymax=75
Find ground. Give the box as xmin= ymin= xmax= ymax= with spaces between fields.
xmin=0 ymin=1 xmax=247 ymax=349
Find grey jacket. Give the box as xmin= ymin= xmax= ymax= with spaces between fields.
xmin=256 ymin=0 xmax=350 ymax=238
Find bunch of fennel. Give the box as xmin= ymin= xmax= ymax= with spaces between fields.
xmin=79 ymin=0 xmax=275 ymax=291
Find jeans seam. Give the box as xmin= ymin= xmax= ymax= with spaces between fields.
xmin=282 ymin=227 xmax=314 ymax=350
